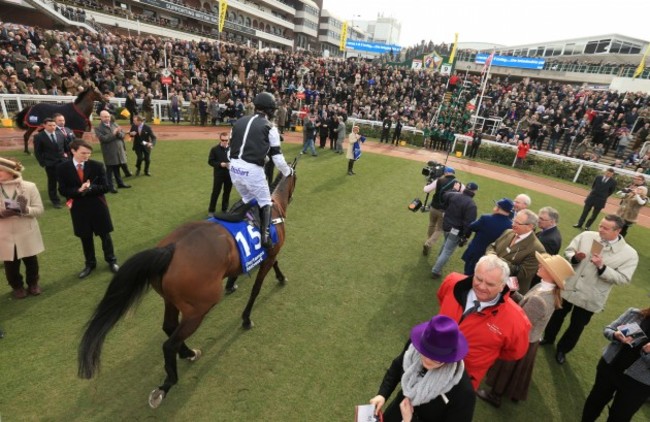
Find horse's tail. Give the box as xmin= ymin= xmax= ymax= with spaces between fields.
xmin=14 ymin=107 xmax=30 ymax=130
xmin=77 ymin=243 xmax=176 ymax=379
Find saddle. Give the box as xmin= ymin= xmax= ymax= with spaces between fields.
xmin=214 ymin=200 xmax=261 ymax=226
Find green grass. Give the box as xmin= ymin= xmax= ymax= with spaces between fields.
xmin=0 ymin=140 xmax=648 ymax=421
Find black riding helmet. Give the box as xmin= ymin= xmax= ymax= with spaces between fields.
xmin=253 ymin=92 xmax=277 ymax=118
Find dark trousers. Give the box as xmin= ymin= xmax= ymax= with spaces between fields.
xmin=392 ymin=131 xmax=401 ymax=145
xmin=209 ymin=173 xmax=232 ymax=213
xmin=469 ymin=143 xmax=480 ymax=158
xmin=44 ymin=165 xmax=61 ymax=205
xmin=329 ymin=134 xmax=336 ymax=149
xmin=134 ymin=148 xmax=151 ymax=174
xmin=4 ymin=247 xmax=39 ymax=289
xmin=80 ymin=233 xmax=116 ymax=267
xmin=577 ymin=197 xmax=604 ymax=228
xmin=380 ymin=129 xmax=390 ymax=143
xmin=544 ymin=299 xmax=594 ymax=353
xmin=106 ymin=165 xmax=125 ymax=189
xmin=582 ymin=358 xmax=650 ymax=422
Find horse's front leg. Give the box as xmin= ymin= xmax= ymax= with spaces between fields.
xmin=272 ymin=261 xmax=287 ymax=285
xmin=225 ymin=276 xmax=238 ymax=294
xmin=241 ymin=258 xmax=274 ymax=329
xmin=24 ymin=129 xmax=34 ymax=154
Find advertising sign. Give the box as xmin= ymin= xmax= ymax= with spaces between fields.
xmin=475 ymin=53 xmax=545 ymax=70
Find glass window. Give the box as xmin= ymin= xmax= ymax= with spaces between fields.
xmin=596 ymin=39 xmax=610 ymax=53
xmin=610 ymin=40 xmax=622 ymax=54
xmin=585 ymin=41 xmax=597 ymax=54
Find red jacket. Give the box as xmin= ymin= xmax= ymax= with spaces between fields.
xmin=437 ymin=273 xmax=531 ymax=389
xmin=516 ymin=141 xmax=531 ymax=158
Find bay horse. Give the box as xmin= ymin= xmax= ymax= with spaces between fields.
xmin=78 ymin=160 xmax=298 ymax=408
xmin=14 ymin=86 xmax=102 ymax=153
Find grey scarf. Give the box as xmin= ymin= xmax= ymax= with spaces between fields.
xmin=401 ymin=344 xmax=465 ymax=406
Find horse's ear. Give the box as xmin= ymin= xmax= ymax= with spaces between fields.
xmin=291 ymin=157 xmax=299 ymax=170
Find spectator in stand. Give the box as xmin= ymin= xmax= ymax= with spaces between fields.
xmin=615 ymin=127 xmax=632 ymax=159
xmin=0 ymin=157 xmax=45 ymax=299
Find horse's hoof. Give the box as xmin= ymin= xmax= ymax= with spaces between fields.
xmin=148 ymin=388 xmax=166 ymax=409
xmin=225 ymin=284 xmax=238 ymax=295
xmin=186 ymin=348 xmax=202 ymax=362
xmin=242 ymin=320 xmax=254 ymax=330
xmin=277 ymin=277 xmax=287 ymax=285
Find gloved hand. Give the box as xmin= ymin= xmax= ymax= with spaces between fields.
xmin=0 ymin=209 xmax=20 ymax=218
xmin=16 ymin=195 xmax=28 ymax=213
xmin=457 ymin=237 xmax=468 ymax=247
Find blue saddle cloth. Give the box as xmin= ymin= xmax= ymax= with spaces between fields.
xmin=208 ymin=218 xmax=278 ymax=273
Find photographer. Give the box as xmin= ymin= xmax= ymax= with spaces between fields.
xmin=422 ymin=166 xmax=460 ymax=257
xmin=431 ymin=182 xmax=479 ymax=279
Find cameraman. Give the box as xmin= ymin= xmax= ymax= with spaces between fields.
xmin=422 ymin=167 xmax=461 ymax=256
xmin=431 ymin=182 xmax=479 ymax=279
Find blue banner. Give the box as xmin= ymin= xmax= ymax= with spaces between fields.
xmin=475 ymin=53 xmax=545 ymax=70
xmin=346 ymin=40 xmax=401 ymax=54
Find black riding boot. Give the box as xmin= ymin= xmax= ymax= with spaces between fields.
xmin=260 ymin=205 xmax=273 ymax=249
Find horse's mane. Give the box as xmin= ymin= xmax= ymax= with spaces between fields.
xmin=74 ymin=87 xmax=94 ymax=104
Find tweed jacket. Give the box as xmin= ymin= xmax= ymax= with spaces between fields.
xmin=95 ymin=122 xmax=127 ymax=166
xmin=512 ymin=283 xmax=557 ymax=342
xmin=486 ymin=229 xmax=546 ymax=294
xmin=0 ymin=177 xmax=45 ymax=260
xmin=601 ymin=308 xmax=650 ymax=386
xmin=562 ymin=231 xmax=638 ymax=313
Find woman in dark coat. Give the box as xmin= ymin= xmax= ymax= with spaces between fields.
xmin=369 ymin=315 xmax=475 ymax=422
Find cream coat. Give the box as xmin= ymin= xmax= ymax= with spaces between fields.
xmin=0 ymin=177 xmax=45 ymax=260
xmin=562 ymin=231 xmax=638 ymax=313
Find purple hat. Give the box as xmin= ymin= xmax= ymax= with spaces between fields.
xmin=410 ymin=315 xmax=468 ymax=363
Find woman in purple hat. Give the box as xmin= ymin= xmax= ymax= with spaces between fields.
xmin=368 ymin=315 xmax=475 ymax=422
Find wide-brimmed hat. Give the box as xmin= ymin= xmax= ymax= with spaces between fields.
xmin=410 ymin=315 xmax=468 ymax=363
xmin=535 ymin=252 xmax=574 ymax=289
xmin=0 ymin=157 xmax=24 ymax=177
xmin=494 ymin=198 xmax=514 ymax=213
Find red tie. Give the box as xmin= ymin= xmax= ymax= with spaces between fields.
xmin=77 ymin=163 xmax=84 ymax=182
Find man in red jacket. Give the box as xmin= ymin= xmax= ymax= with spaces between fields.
xmin=437 ymin=254 xmax=531 ymax=389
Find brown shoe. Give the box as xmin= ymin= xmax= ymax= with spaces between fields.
xmin=12 ymin=288 xmax=28 ymax=299
xmin=28 ymin=285 xmax=42 ymax=296
xmin=476 ymin=388 xmax=501 ymax=408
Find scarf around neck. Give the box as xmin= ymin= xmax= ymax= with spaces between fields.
xmin=401 ymin=343 xmax=464 ymax=407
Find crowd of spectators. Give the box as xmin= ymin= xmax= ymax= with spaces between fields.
xmin=1 ymin=19 xmax=650 ymax=170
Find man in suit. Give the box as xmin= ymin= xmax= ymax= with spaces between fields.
xmin=380 ymin=116 xmax=391 ymax=143
xmin=95 ymin=110 xmax=131 ymax=193
xmin=391 ymin=117 xmax=403 ymax=146
xmin=486 ymin=209 xmax=546 ymax=294
xmin=128 ymin=115 xmax=156 ymax=176
xmin=57 ymin=140 xmax=119 ymax=278
xmin=207 ymin=132 xmax=232 ymax=217
xmin=543 ymin=215 xmax=638 ymax=365
xmin=33 ymin=118 xmax=67 ymax=208
xmin=53 ymin=113 xmax=75 ymax=154
xmin=462 ymin=198 xmax=514 ymax=275
xmin=573 ymin=168 xmax=617 ymax=230
xmin=537 ymin=206 xmax=562 ymax=255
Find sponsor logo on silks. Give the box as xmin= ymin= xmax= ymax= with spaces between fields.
xmin=230 ymin=166 xmax=250 ymax=176
xmin=207 ymin=218 xmax=278 ymax=273
xmin=28 ymin=115 xmax=39 ymax=123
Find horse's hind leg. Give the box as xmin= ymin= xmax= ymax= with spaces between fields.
xmin=24 ymin=128 xmax=34 ymax=154
xmin=161 ymin=301 xmax=197 ymax=359
xmin=225 ymin=276 xmax=238 ymax=295
xmin=150 ymin=313 xmax=205 ymax=408
xmin=272 ymin=261 xmax=287 ymax=285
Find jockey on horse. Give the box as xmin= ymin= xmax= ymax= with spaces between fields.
xmin=228 ymin=92 xmax=292 ymax=249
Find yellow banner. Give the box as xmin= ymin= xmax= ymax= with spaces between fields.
xmin=633 ymin=45 xmax=649 ymax=79
xmin=339 ymin=21 xmax=348 ymax=52
xmin=448 ymin=33 xmax=459 ymax=64
xmin=218 ymin=0 xmax=228 ymax=33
